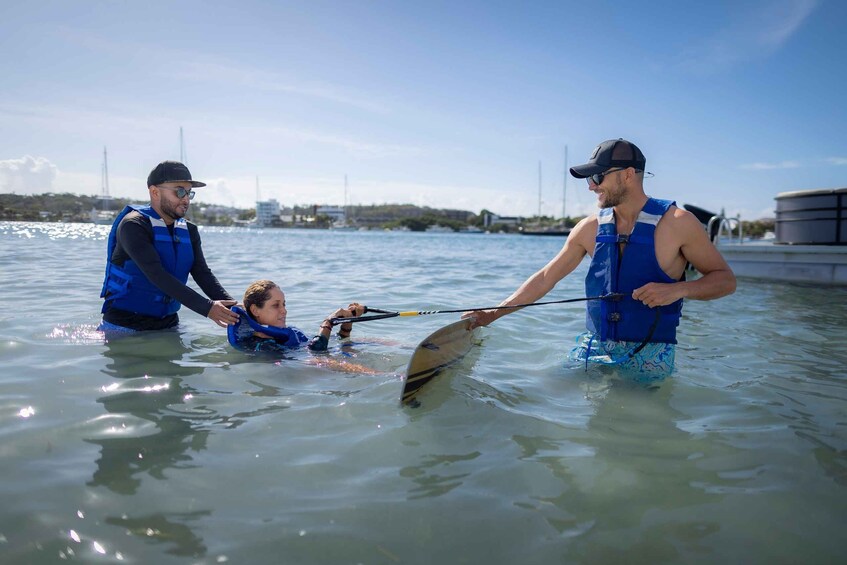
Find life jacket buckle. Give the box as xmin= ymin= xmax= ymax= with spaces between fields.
xmin=608 ymin=312 xmax=622 ymax=322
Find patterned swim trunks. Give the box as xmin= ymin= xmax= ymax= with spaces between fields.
xmin=569 ymin=332 xmax=675 ymax=377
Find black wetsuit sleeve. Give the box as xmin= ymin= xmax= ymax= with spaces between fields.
xmin=115 ymin=215 xmax=220 ymax=317
xmin=307 ymin=334 xmax=329 ymax=351
xmin=187 ymin=224 xmax=233 ymax=302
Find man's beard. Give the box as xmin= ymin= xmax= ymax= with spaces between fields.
xmin=161 ymin=198 xmax=187 ymax=220
xmin=598 ymin=182 xmax=626 ymax=209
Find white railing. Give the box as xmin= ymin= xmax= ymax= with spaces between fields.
xmin=707 ymin=212 xmax=743 ymax=244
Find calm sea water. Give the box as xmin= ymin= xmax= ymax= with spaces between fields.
xmin=1 ymin=221 xmax=846 ymax=564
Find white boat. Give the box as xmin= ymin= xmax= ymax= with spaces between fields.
xmin=90 ymin=209 xmax=116 ymax=225
xmin=685 ymin=189 xmax=847 ymax=286
xmin=91 ymin=146 xmax=116 ymax=225
xmin=329 ymin=174 xmax=357 ymax=231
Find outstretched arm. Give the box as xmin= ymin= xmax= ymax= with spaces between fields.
xmin=464 ymin=217 xmax=595 ymax=328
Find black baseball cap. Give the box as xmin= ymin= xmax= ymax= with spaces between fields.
xmin=147 ymin=161 xmax=206 ymax=188
xmin=569 ymin=139 xmax=646 ymax=178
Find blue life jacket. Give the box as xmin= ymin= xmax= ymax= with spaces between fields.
xmin=585 ymin=198 xmax=683 ymax=344
xmin=227 ymin=306 xmax=309 ymax=349
xmin=100 ymin=205 xmax=194 ymax=318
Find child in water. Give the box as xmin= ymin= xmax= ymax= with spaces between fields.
xmin=229 ymin=279 xmax=364 ymax=354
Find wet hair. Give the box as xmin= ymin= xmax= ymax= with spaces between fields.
xmin=243 ymin=280 xmax=280 ymax=321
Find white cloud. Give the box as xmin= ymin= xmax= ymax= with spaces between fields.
xmin=201 ymin=178 xmax=239 ymax=209
xmin=675 ymin=0 xmax=818 ymax=73
xmin=167 ymin=61 xmax=392 ymax=115
xmin=53 ymin=26 xmax=391 ymax=115
xmin=0 ymin=101 xmax=423 ymax=163
xmin=757 ymin=0 xmax=818 ymax=49
xmin=721 ymin=205 xmax=776 ymax=221
xmin=738 ymin=161 xmax=801 ymax=170
xmin=0 ymin=155 xmax=58 ymax=193
xmin=250 ymin=124 xmax=426 ymax=159
xmin=826 ymin=157 xmax=847 ymax=166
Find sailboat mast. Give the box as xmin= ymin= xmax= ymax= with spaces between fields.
xmin=179 ymin=127 xmax=186 ymax=163
xmin=102 ymin=146 xmax=110 ymax=198
xmin=537 ymin=160 xmax=542 ymax=219
xmin=562 ymin=144 xmax=568 ymax=221
xmin=344 ymin=174 xmax=352 ymax=225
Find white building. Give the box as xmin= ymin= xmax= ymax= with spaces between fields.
xmin=256 ymin=199 xmax=280 ymax=227
xmin=315 ymin=205 xmax=345 ymax=224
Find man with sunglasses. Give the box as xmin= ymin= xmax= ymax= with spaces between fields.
xmin=99 ymin=160 xmax=238 ymax=332
xmin=465 ymin=139 xmax=735 ymax=375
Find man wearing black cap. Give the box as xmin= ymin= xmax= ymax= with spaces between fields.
xmin=465 ymin=139 xmax=735 ymax=375
xmin=99 ymin=161 xmax=238 ymax=332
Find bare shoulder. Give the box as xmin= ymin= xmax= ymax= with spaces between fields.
xmin=659 ymin=206 xmax=708 ymax=242
xmin=666 ymin=205 xmax=701 ymax=227
xmin=568 ymin=214 xmax=599 ymax=251
xmin=573 ymin=213 xmax=599 ymax=229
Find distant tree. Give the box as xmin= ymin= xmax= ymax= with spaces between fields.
xmin=399 ymin=217 xmax=431 ymax=232
xmin=742 ymin=218 xmax=775 ymax=238
xmin=314 ymin=214 xmax=333 ymax=229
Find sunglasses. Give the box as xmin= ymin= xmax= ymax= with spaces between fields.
xmin=587 ymin=168 xmax=626 ymax=186
xmin=158 ymin=186 xmax=196 ymax=200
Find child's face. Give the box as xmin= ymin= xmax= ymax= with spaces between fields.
xmin=251 ymin=287 xmax=287 ymax=327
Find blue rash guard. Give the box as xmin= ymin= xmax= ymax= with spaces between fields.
xmin=573 ymin=198 xmax=683 ymax=376
xmin=101 ymin=205 xmax=193 ymax=318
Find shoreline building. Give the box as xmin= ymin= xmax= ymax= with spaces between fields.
xmin=256 ymin=198 xmax=281 ymax=227
xmin=483 ymin=212 xmax=520 ymax=228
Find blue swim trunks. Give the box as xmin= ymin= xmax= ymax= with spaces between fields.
xmin=569 ymin=332 xmax=675 ymax=377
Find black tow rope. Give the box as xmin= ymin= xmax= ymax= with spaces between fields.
xmin=329 ymin=293 xmax=627 ymax=326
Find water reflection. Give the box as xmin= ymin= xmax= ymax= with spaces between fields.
xmin=90 ymin=333 xmax=208 ymax=494
xmin=87 ymin=333 xmax=213 ymax=557
xmin=87 ymin=330 xmax=306 ymax=558
xmin=510 ymin=377 xmax=736 ymax=562
xmin=399 ymin=451 xmax=481 ymax=499
xmin=104 ymin=511 xmax=210 ymax=558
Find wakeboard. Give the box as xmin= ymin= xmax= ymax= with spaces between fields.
xmin=401 ymin=318 xmax=478 ymax=405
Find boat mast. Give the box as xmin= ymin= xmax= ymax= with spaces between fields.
xmin=537 ymin=160 xmax=542 ymax=220
xmin=101 ymin=146 xmax=110 ymax=199
xmin=562 ymin=144 xmax=567 ymax=222
xmin=179 ymin=126 xmax=186 ymax=163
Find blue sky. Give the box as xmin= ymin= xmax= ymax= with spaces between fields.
xmin=1 ymin=0 xmax=843 ymax=219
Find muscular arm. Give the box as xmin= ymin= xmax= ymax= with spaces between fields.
xmin=633 ymin=209 xmax=736 ymax=307
xmin=465 ymin=216 xmax=595 ymax=327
